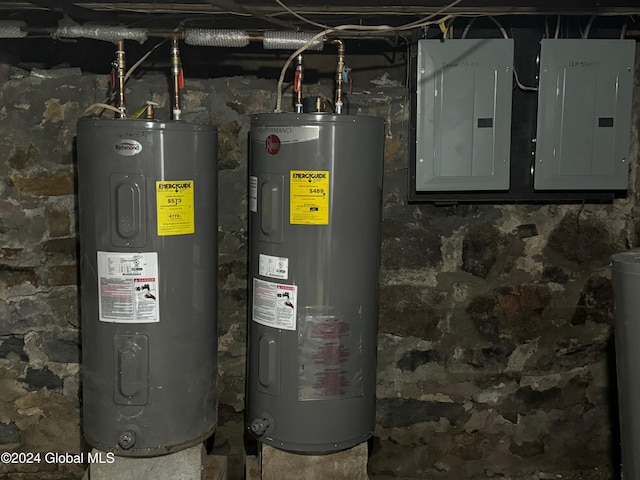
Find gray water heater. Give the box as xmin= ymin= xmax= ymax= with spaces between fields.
xmin=247 ymin=113 xmax=385 ymax=453
xmin=612 ymin=250 xmax=640 ymax=480
xmin=77 ymin=118 xmax=218 ymax=456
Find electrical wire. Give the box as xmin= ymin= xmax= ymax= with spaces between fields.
xmin=275 ymin=0 xmax=462 ymax=31
xmin=81 ymin=40 xmax=167 ymax=117
xmin=460 ymin=15 xmax=508 ymax=39
xmin=275 ymin=0 xmax=329 ymax=29
xmin=513 ymin=68 xmax=538 ymax=92
xmin=124 ymin=39 xmax=166 ymax=82
xmin=583 ymin=15 xmax=596 ymax=39
xmin=554 ymin=15 xmax=561 ymax=39
xmin=81 ymin=102 xmax=125 ymax=117
xmin=487 ymin=16 xmax=509 ymax=39
xmin=544 ymin=16 xmax=549 ymax=38
xmin=461 ymin=17 xmax=476 ymax=38
xmin=273 ymin=0 xmax=463 ymax=112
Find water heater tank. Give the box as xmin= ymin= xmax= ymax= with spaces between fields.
xmin=247 ymin=113 xmax=385 ymax=453
xmin=77 ymin=118 xmax=218 ymax=456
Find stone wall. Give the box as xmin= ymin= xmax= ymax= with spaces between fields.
xmin=0 ymin=56 xmax=638 ymax=479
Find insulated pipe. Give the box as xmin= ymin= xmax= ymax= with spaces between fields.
xmin=170 ymin=38 xmax=182 ymax=120
xmin=263 ymin=31 xmax=324 ymax=51
xmin=26 ymin=22 xmax=332 ymax=51
xmin=56 ymin=23 xmax=148 ymax=43
xmin=333 ymin=39 xmax=345 ymax=115
xmin=184 ymin=28 xmax=250 ymax=47
xmin=0 ymin=21 xmax=27 ymax=38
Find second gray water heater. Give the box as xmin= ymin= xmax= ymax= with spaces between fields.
xmin=612 ymin=250 xmax=640 ymax=480
xmin=247 ymin=113 xmax=385 ymax=453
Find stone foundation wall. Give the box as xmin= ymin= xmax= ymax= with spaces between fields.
xmin=0 ymin=63 xmax=638 ymax=479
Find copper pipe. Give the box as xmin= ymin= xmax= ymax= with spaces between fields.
xmin=294 ymin=54 xmax=303 ymax=113
xmin=332 ymin=39 xmax=345 ymax=115
xmin=170 ymin=37 xmax=182 ymax=120
xmin=115 ymin=39 xmax=126 ymax=118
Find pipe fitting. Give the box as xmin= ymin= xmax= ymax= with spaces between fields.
xmin=118 ymin=430 xmax=136 ymax=450
xmin=250 ymin=417 xmax=271 ymax=436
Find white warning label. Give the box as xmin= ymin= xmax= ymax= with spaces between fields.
xmin=97 ymin=251 xmax=159 ymax=323
xmin=259 ymin=254 xmax=289 ymax=280
xmin=249 ymin=175 xmax=258 ymax=213
xmin=252 ymin=278 xmax=297 ymax=331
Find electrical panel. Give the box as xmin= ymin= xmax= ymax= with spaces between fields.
xmin=534 ymin=39 xmax=636 ymax=190
xmin=415 ymin=39 xmax=514 ymax=191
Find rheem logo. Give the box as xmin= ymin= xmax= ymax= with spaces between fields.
xmin=265 ymin=134 xmax=281 ymax=155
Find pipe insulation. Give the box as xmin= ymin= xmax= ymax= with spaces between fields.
xmin=55 ymin=24 xmax=148 ymax=43
xmin=0 ymin=21 xmax=27 ymax=38
xmin=263 ymin=31 xmax=324 ymax=51
xmin=184 ymin=28 xmax=249 ymax=48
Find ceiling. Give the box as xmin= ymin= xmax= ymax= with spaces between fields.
xmin=0 ymin=1 xmax=638 ymax=76
xmin=2 ymin=1 xmax=640 ymax=31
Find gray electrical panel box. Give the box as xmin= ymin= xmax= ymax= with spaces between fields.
xmin=415 ymin=39 xmax=514 ymax=191
xmin=534 ymin=39 xmax=635 ymax=190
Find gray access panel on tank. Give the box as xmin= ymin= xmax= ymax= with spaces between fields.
xmin=77 ymin=118 xmax=218 ymax=456
xmin=247 ymin=113 xmax=384 ymax=453
xmin=416 ymin=39 xmax=514 ymax=191
xmin=534 ymin=39 xmax=635 ymax=190
xmin=612 ymin=250 xmax=640 ymax=480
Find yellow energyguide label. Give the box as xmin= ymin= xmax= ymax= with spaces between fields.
xmin=290 ymin=170 xmax=329 ymax=225
xmin=156 ymin=180 xmax=195 ymax=236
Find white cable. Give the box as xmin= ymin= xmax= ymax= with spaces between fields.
xmin=275 ymin=29 xmax=329 ymax=112
xmin=487 ymin=16 xmax=509 ymax=39
xmin=621 ymin=21 xmax=628 ymax=39
xmin=461 ymin=18 xmax=476 ymax=39
xmin=275 ymin=0 xmax=330 ymax=29
xmin=583 ymin=15 xmax=596 ymax=39
xmin=460 ymin=16 xmax=508 ymax=40
xmin=272 ymin=0 xmax=462 ymax=112
xmin=82 ymin=102 xmax=125 ymax=117
xmin=273 ymin=11 xmax=458 ymax=112
xmin=513 ymin=69 xmax=538 ymax=92
xmin=124 ymin=40 xmax=167 ymax=83
xmin=554 ymin=15 xmax=561 ymax=39
xmin=544 ymin=16 xmax=549 ymax=38
xmin=274 ymin=0 xmax=461 ymax=32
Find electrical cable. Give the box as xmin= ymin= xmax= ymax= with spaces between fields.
xmin=124 ymin=39 xmax=167 ymax=82
xmin=274 ymin=0 xmax=462 ymax=32
xmin=81 ymin=102 xmax=125 ymax=117
xmin=461 ymin=17 xmax=476 ymax=39
xmin=583 ymin=15 xmax=596 ymax=38
xmin=487 ymin=16 xmax=509 ymax=39
xmin=460 ymin=15 xmax=508 ymax=39
xmin=513 ymin=68 xmax=538 ymax=92
xmin=273 ymin=0 xmax=463 ymax=112
xmin=81 ymin=40 xmax=167 ymax=117
xmin=275 ymin=0 xmax=329 ymax=29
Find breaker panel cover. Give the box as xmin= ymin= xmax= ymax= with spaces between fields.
xmin=534 ymin=39 xmax=635 ymax=190
xmin=415 ymin=39 xmax=514 ymax=191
